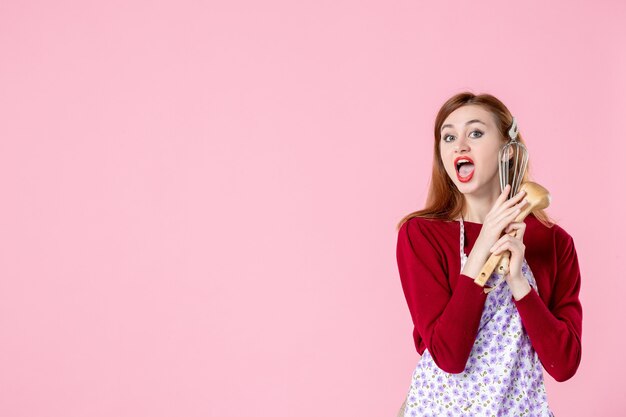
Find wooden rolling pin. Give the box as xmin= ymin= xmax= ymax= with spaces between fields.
xmin=474 ymin=182 xmax=551 ymax=287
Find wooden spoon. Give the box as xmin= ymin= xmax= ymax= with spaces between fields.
xmin=474 ymin=181 xmax=551 ymax=287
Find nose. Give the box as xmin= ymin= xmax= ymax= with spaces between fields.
xmin=454 ymin=136 xmax=470 ymax=153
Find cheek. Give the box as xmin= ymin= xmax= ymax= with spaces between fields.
xmin=439 ymin=147 xmax=450 ymax=163
xmin=439 ymin=153 xmax=451 ymax=172
xmin=480 ymin=156 xmax=499 ymax=173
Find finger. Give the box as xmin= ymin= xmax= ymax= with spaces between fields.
xmin=516 ymin=222 xmax=527 ymax=240
xmin=492 ymin=239 xmax=524 ymax=255
xmin=492 ymin=191 xmax=527 ymax=222
xmin=504 ymin=220 xmax=526 ymax=231
xmin=492 ymin=184 xmax=512 ymax=208
xmin=499 ymin=183 xmax=511 ymax=200
xmin=492 ymin=243 xmax=510 ymax=255
xmin=495 ymin=199 xmax=528 ymax=225
xmin=501 ymin=188 xmax=527 ymax=209
xmin=490 ymin=235 xmax=520 ymax=252
xmin=504 ymin=221 xmax=526 ymax=234
xmin=492 ymin=242 xmax=514 ymax=255
xmin=499 ymin=243 xmax=524 ymax=277
xmin=490 ymin=235 xmax=510 ymax=253
xmin=495 ymin=233 xmax=513 ymax=245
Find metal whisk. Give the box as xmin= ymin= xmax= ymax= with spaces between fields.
xmin=499 ymin=117 xmax=528 ymax=197
xmin=494 ymin=117 xmax=529 ymax=278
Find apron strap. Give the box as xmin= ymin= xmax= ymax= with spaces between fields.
xmin=458 ymin=215 xmax=465 ymax=260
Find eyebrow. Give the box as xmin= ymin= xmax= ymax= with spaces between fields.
xmin=440 ymin=119 xmax=487 ymax=132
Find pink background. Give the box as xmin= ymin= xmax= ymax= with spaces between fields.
xmin=1 ymin=1 xmax=624 ymax=416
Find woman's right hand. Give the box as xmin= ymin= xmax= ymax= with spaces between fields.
xmin=461 ymin=184 xmax=528 ymax=279
xmin=477 ymin=184 xmax=528 ymax=248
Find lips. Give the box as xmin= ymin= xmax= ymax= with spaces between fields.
xmin=454 ymin=156 xmax=475 ymax=183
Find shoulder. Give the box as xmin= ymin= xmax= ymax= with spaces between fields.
xmin=551 ymin=223 xmax=577 ymax=256
xmin=399 ymin=216 xmax=454 ymax=238
xmin=398 ymin=216 xmax=455 ymax=252
xmin=525 ymin=214 xmax=576 ymax=250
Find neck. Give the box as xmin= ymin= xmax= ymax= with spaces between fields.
xmin=462 ymin=181 xmax=502 ymax=224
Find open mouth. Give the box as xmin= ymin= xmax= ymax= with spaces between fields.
xmin=454 ymin=157 xmax=475 ymax=183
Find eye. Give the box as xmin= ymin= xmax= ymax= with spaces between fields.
xmin=442 ymin=134 xmax=455 ymax=143
xmin=469 ymin=130 xmax=484 ymax=138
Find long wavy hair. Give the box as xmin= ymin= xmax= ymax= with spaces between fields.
xmin=396 ymin=92 xmax=555 ymax=231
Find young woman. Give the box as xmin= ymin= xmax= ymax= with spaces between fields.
xmin=395 ymin=92 xmax=582 ymax=417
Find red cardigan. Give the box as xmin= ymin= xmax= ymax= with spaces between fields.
xmin=396 ymin=214 xmax=583 ymax=382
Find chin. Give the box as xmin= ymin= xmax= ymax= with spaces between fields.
xmin=455 ymin=180 xmax=481 ymax=194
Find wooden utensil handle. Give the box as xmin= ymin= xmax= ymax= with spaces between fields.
xmin=495 ymin=228 xmax=521 ymax=275
xmin=475 ymin=227 xmax=519 ymax=286
xmin=497 ymin=252 xmax=511 ymax=276
xmin=474 ymin=251 xmax=505 ymax=286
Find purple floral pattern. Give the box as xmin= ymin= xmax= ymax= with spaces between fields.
xmin=402 ymin=217 xmax=553 ymax=416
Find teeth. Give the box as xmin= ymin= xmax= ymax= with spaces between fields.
xmin=456 ymin=159 xmax=473 ymax=169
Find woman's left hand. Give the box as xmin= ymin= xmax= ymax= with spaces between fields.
xmin=489 ymin=221 xmax=532 ymax=300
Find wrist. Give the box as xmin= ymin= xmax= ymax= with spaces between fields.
xmin=508 ymin=276 xmax=531 ymax=301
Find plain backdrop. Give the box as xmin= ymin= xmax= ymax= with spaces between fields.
xmin=1 ymin=1 xmax=625 ymax=416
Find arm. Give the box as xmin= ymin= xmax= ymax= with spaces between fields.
xmin=396 ymin=218 xmax=488 ymax=373
xmin=513 ymin=230 xmax=583 ymax=382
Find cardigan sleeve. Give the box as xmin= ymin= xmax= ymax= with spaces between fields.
xmin=513 ymin=228 xmax=583 ymax=382
xmin=396 ymin=218 xmax=488 ymax=373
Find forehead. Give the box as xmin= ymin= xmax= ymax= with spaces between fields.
xmin=441 ymin=105 xmax=495 ymax=129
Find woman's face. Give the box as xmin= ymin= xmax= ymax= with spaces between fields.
xmin=439 ymin=104 xmax=504 ymax=196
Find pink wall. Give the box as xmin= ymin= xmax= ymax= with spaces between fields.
xmin=1 ymin=1 xmax=624 ymax=416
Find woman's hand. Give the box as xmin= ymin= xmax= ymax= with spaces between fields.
xmin=461 ymin=184 xmax=529 ymax=280
xmin=477 ymin=184 xmax=528 ymax=247
xmin=490 ymin=221 xmax=531 ymax=300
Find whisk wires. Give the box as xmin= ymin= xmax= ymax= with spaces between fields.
xmin=499 ymin=117 xmax=529 ymax=197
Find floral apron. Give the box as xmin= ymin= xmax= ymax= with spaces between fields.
xmin=402 ymin=217 xmax=553 ymax=417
